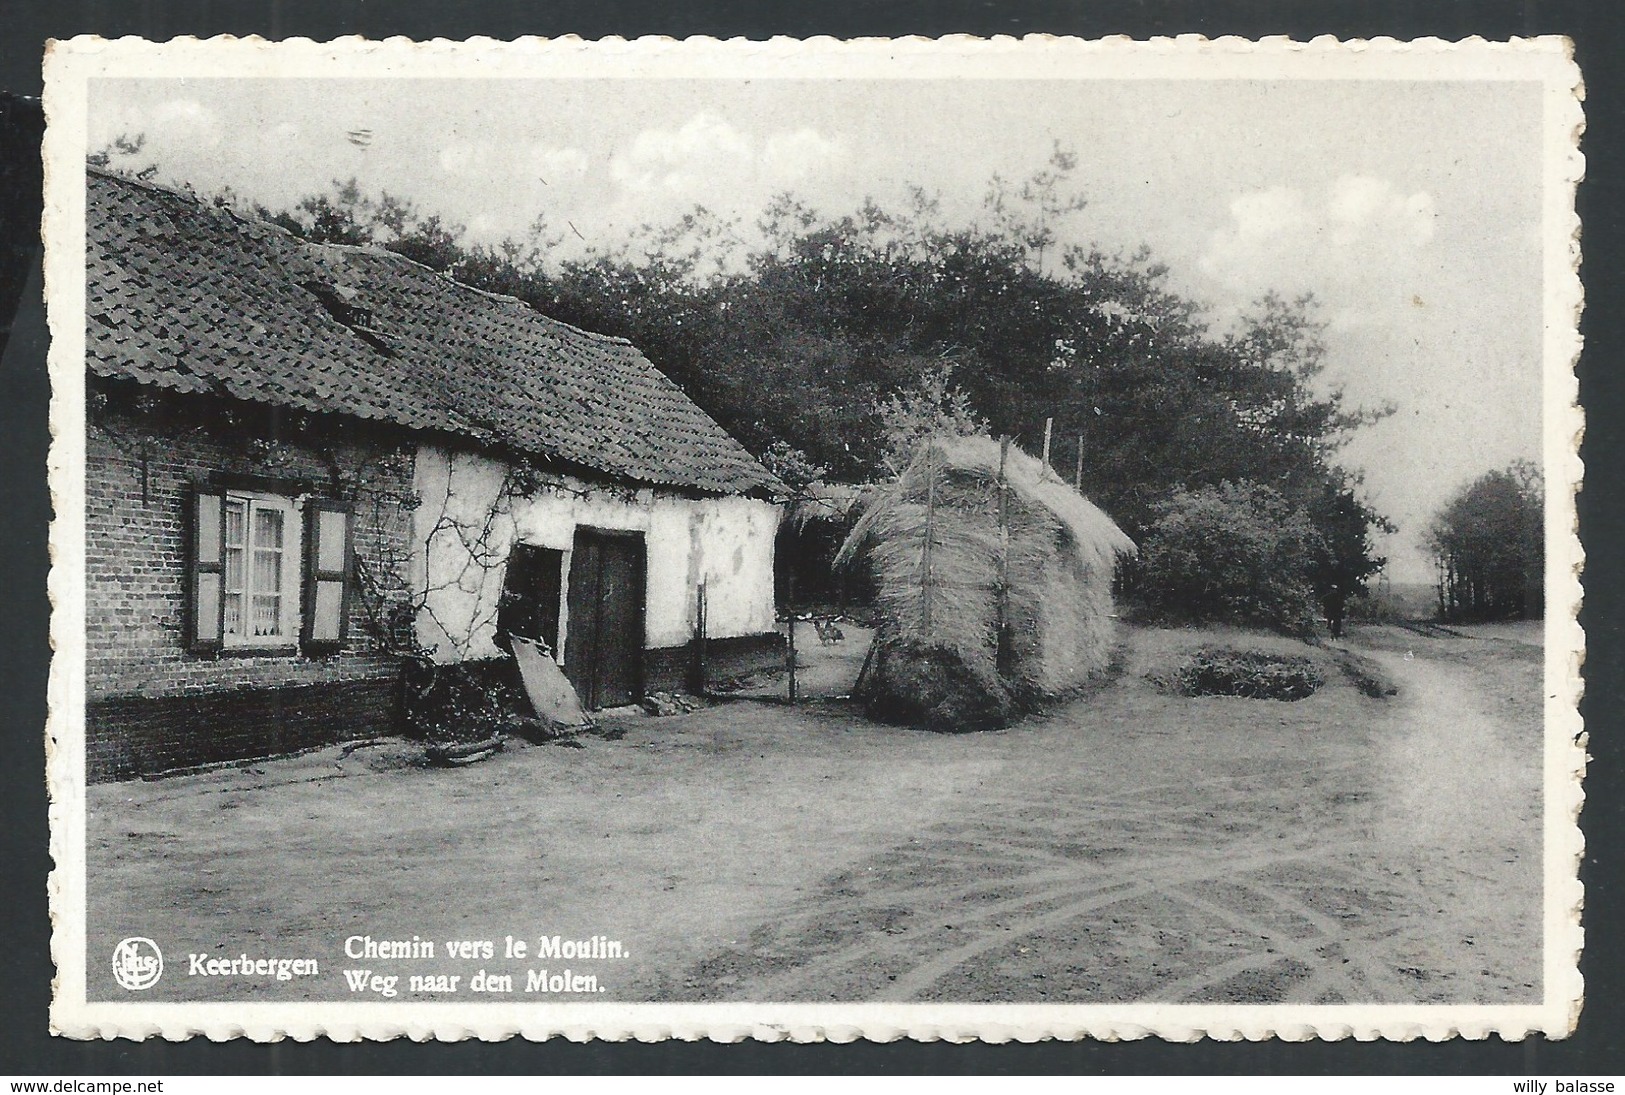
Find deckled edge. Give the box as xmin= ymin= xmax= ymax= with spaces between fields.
xmin=1546 ymin=29 xmax=1588 ymax=1048
xmin=41 ymin=31 xmax=1587 ymax=1044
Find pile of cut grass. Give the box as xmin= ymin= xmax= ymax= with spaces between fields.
xmin=1157 ymin=645 xmax=1325 ymax=702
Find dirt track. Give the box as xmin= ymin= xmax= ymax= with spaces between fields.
xmin=86 ymin=623 xmax=1543 ymax=1004
xmin=659 ymin=625 xmax=1542 ymax=1003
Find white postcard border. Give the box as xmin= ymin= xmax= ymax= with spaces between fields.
xmin=42 ymin=32 xmax=1586 ymax=1043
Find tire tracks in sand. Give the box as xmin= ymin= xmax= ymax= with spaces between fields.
xmin=668 ymin=630 xmax=1542 ymax=1004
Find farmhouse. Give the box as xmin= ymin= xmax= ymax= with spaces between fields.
xmin=82 ymin=167 xmax=784 ymax=781
xmin=837 ymin=434 xmax=1134 ymax=728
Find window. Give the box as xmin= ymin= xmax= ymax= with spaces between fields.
xmin=187 ymin=486 xmax=354 ymax=656
xmin=223 ymin=493 xmax=297 ymax=645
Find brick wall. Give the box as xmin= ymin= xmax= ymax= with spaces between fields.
xmin=644 ymin=632 xmax=786 ymax=694
xmin=86 ymin=678 xmax=403 ymax=782
xmin=84 ymin=383 xmax=417 ymax=780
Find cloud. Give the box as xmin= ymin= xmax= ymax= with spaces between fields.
xmin=600 ymin=113 xmax=845 ymax=232
xmin=416 ymin=139 xmax=591 ymax=244
xmin=437 ymin=138 xmax=589 ymax=183
xmin=1199 ymin=175 xmax=1437 ymax=314
xmin=762 ymin=129 xmax=845 ymax=183
xmin=1195 ymin=176 xmax=1448 ymax=422
xmin=90 ymin=97 xmax=225 ymax=157
xmin=528 ymin=145 xmax=589 ymax=181
xmin=150 ymin=99 xmax=222 ymax=138
xmin=609 ymin=113 xmax=754 ymax=194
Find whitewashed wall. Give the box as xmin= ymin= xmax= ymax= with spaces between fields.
xmin=411 ymin=444 xmax=779 ymax=664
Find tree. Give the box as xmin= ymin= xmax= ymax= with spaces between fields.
xmin=1136 ymin=481 xmax=1324 ymax=637
xmin=1426 ymin=461 xmax=1544 ymax=621
xmin=757 ymin=441 xmax=827 ymax=496
xmin=1305 ymin=473 xmax=1392 ymax=637
xmin=875 ymin=363 xmax=988 ymax=475
xmin=261 ymin=156 xmax=1394 ymax=605
xmin=983 ymin=140 xmax=1090 ymax=275
xmin=88 ymin=133 xmax=157 ymax=180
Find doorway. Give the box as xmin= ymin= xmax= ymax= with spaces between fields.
xmin=564 ymin=529 xmax=646 ymax=709
xmin=497 ymin=544 xmax=564 ymax=655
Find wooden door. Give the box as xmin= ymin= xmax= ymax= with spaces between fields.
xmin=565 ymin=529 xmax=646 ymax=709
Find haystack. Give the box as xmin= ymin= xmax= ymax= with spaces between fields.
xmin=836 ymin=434 xmax=1134 ymax=729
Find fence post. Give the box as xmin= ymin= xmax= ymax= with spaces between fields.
xmin=692 ymin=581 xmax=708 ymax=694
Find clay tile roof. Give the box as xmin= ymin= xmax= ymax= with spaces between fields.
xmin=85 ymin=168 xmax=783 ymax=497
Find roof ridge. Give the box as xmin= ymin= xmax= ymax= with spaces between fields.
xmin=87 ymin=164 xmax=320 ymax=249
xmin=87 ymin=163 xmax=210 ymax=205
xmin=87 ymin=166 xmax=636 ymax=349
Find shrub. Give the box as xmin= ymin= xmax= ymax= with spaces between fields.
xmin=403 ymin=657 xmax=526 ymax=743
xmin=1160 ymin=646 xmax=1324 ymax=701
xmin=1136 ymin=481 xmax=1323 ymax=637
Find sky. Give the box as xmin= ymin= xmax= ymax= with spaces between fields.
xmin=88 ymin=76 xmax=1547 ymax=582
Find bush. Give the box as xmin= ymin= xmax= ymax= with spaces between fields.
xmin=857 ymin=636 xmax=1015 ymax=732
xmin=1136 ymin=481 xmax=1323 ymax=637
xmin=403 ymin=657 xmax=526 ymax=743
xmin=1159 ymin=646 xmax=1324 ymax=701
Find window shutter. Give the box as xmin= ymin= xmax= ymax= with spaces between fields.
xmin=302 ymin=499 xmax=354 ymax=653
xmin=186 ymin=486 xmax=227 ymax=655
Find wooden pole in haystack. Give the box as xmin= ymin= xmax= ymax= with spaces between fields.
xmin=1042 ymin=416 xmax=1054 ymax=471
xmin=1075 ymin=433 xmax=1085 ymax=492
xmin=996 ymin=435 xmax=1012 ymax=677
xmin=920 ymin=436 xmax=937 ymax=642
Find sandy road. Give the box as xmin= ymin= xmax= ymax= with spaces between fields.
xmin=663 ymin=626 xmax=1544 ymax=1004
xmin=84 ymin=624 xmax=1543 ymax=1005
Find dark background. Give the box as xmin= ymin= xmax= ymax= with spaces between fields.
xmin=1 ymin=0 xmax=1618 ymax=1076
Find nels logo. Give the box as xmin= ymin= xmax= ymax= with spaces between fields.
xmin=112 ymin=937 xmax=163 ymax=991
